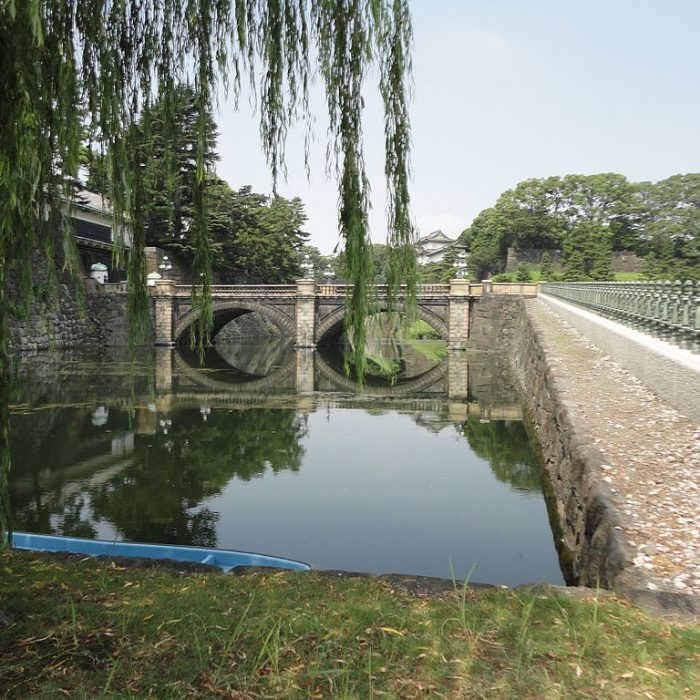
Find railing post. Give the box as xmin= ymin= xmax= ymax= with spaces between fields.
xmin=153 ymin=279 xmax=176 ymax=346
xmin=680 ymin=280 xmax=693 ymax=332
xmin=295 ymin=278 xmax=317 ymax=347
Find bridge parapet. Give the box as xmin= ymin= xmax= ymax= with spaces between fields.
xmin=173 ymin=284 xmax=298 ymax=297
xmin=315 ymin=283 xmax=452 ymax=298
xmin=164 ymin=281 xmax=540 ymax=299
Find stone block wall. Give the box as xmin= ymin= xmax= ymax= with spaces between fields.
xmin=509 ymin=300 xmax=635 ymax=589
xmin=7 ymin=246 xmax=153 ymax=352
xmin=468 ymin=294 xmax=521 ymax=351
xmin=6 ymin=245 xmax=105 ymax=352
xmin=505 ymin=248 xmax=643 ymax=274
xmin=467 ymin=293 xmax=641 ymax=589
xmin=505 ymin=248 xmax=564 ymax=273
xmin=86 ymin=282 xmax=149 ymax=347
xmin=214 ymin=312 xmax=281 ymax=343
xmin=611 ymin=251 xmax=643 ymax=273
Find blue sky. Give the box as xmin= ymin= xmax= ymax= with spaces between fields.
xmin=215 ymin=1 xmax=700 ymax=253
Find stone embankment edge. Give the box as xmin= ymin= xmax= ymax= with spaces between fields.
xmin=510 ymin=298 xmax=699 ymax=622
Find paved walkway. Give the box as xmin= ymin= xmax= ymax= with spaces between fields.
xmin=531 ymin=300 xmax=700 ymax=596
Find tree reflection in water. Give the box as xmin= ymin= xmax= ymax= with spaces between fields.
xmin=460 ymin=418 xmax=543 ymax=493
xmin=11 ymin=404 xmax=307 ymax=547
xmin=10 ymin=346 xmax=544 ymax=553
xmin=89 ymin=407 xmax=307 ymax=546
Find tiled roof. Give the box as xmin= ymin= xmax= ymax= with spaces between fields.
xmin=73 ymin=188 xmax=112 ymax=214
xmin=417 ymin=230 xmax=454 ymax=244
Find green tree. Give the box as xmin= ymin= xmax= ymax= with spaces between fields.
xmin=0 ymin=0 xmax=416 ymax=546
xmin=210 ymin=182 xmax=309 ymax=283
xmin=563 ymin=222 xmax=613 ymax=280
xmin=637 ymin=174 xmax=700 ymax=269
xmin=461 ymin=208 xmax=507 ymax=279
xmin=559 ymin=173 xmax=636 ymax=251
xmin=136 ymin=85 xmax=219 ymax=259
xmin=81 ymin=147 xmax=110 ymax=195
xmin=539 ymin=251 xmax=554 ymax=280
xmin=497 ymin=177 xmax=567 ymax=251
xmin=515 ymin=262 xmax=532 ymax=282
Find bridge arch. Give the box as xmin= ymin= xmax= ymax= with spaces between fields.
xmin=315 ymin=305 xmax=448 ymax=344
xmin=315 ymin=353 xmax=448 ymax=396
xmin=173 ymin=349 xmax=296 ymax=393
xmin=174 ymin=300 xmax=296 ymax=344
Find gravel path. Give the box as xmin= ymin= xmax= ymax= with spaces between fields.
xmin=531 ymin=300 xmax=700 ymax=596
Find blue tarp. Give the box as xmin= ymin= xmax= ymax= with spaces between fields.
xmin=12 ymin=532 xmax=311 ymax=573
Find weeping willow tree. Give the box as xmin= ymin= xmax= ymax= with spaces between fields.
xmin=0 ymin=0 xmax=416 ymax=545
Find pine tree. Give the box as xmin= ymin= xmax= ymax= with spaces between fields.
xmin=539 ymin=251 xmax=554 ymax=280
xmin=564 ymin=222 xmax=613 ymax=280
xmin=131 ymin=85 xmax=220 ymax=260
xmin=516 ymin=262 xmax=533 ymax=282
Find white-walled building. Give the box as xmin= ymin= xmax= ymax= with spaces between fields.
xmin=415 ymin=230 xmax=467 ymax=265
xmin=72 ymin=189 xmax=131 ymax=282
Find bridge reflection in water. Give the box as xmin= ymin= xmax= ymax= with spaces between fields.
xmin=154 ymin=340 xmax=523 ymax=421
xmin=9 ymin=342 xmax=565 ymax=586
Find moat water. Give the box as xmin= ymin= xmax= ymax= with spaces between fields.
xmin=9 ymin=340 xmax=566 ymax=586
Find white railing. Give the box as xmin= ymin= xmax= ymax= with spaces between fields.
xmin=541 ymin=281 xmax=700 ymax=347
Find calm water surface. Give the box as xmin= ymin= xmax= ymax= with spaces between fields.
xmin=9 ymin=342 xmax=566 ymax=586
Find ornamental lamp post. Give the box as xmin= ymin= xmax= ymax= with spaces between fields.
xmin=301 ymin=253 xmax=314 ymax=279
xmin=324 ymin=264 xmax=334 ymax=283
xmin=146 ymin=272 xmax=162 ymax=287
xmin=456 ymin=250 xmax=468 ymax=279
xmin=159 ymin=255 xmax=173 ymax=277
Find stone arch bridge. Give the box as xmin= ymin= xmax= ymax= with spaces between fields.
xmin=152 ymin=279 xmax=538 ymax=350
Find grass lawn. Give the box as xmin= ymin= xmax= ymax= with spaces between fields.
xmin=1 ymin=551 xmax=698 ymax=699
xmin=613 ymin=272 xmax=647 ymax=282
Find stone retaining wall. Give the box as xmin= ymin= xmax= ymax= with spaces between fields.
xmin=8 ymin=277 xmax=145 ymax=352
xmin=6 ymin=247 xmax=105 ymax=352
xmin=504 ymin=248 xmax=643 ymax=274
xmin=469 ymin=294 xmax=627 ymax=586
xmin=468 ymin=295 xmax=522 ymax=351
xmin=508 ymin=300 xmax=634 ymax=589
xmin=505 ymin=248 xmax=565 ymax=273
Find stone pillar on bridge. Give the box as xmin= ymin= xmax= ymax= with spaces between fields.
xmin=448 ymin=278 xmax=471 ymax=350
xmin=295 ymin=279 xmax=317 ymax=347
xmin=153 ymin=280 xmax=176 ymax=346
xmin=295 ymin=348 xmax=315 ymax=393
